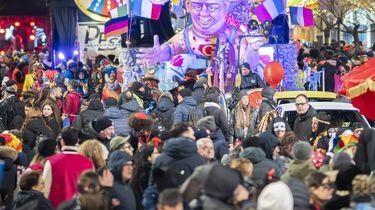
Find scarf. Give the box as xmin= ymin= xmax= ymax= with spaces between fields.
xmin=235 ymin=104 xmax=250 ymax=129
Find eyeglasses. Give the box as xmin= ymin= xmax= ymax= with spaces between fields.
xmin=295 ymin=102 xmax=307 ymax=107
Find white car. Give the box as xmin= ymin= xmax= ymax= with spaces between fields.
xmin=276 ymin=102 xmax=371 ymax=130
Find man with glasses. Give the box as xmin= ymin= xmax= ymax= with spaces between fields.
xmin=293 ymin=94 xmax=317 ymax=141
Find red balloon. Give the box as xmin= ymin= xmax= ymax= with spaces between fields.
xmin=263 ymin=61 xmax=285 ymax=88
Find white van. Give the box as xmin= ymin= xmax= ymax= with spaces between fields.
xmin=276 ymin=102 xmax=371 ymax=130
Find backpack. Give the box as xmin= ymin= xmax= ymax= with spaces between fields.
xmin=184 ymin=105 xmax=205 ymax=125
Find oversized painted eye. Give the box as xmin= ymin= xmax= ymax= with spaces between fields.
xmin=191 ymin=2 xmax=203 ymax=11
xmin=207 ymin=3 xmax=220 ymax=12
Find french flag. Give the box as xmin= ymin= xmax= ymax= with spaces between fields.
xmin=253 ymin=0 xmax=286 ymax=23
xmin=132 ymin=0 xmax=162 ymax=20
xmin=290 ymin=7 xmax=314 ymax=27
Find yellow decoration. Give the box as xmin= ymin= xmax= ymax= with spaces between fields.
xmin=347 ymin=78 xmax=375 ymax=99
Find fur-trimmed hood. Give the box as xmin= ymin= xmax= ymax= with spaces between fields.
xmin=0 ymin=146 xmax=18 ymax=161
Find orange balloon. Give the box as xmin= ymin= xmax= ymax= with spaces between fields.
xmin=263 ymin=61 xmax=285 ymax=88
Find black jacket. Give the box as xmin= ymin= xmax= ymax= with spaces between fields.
xmin=151 ymin=137 xmax=205 ymax=185
xmin=22 ymin=117 xmax=52 ymax=150
xmin=318 ymin=61 xmax=336 ymax=92
xmin=0 ymin=96 xmax=25 ymax=130
xmin=73 ymin=103 xmax=104 ymax=133
xmin=155 ymin=95 xmax=175 ymax=131
xmin=293 ymin=106 xmax=317 ymax=141
xmin=240 ymin=72 xmax=264 ymax=90
xmin=204 ymin=103 xmax=231 ymax=142
xmin=12 ymin=190 xmax=54 ymax=210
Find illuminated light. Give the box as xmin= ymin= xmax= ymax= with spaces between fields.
xmin=30 ymin=21 xmax=35 ymax=27
xmin=29 ymin=35 xmax=35 ymax=40
xmin=73 ymin=50 xmax=79 ymax=56
xmin=58 ymin=52 xmax=65 ymax=60
xmin=32 ymin=30 xmax=35 ymax=33
xmin=0 ymin=29 xmax=5 ymax=34
xmin=0 ymin=51 xmax=5 ymax=55
xmin=14 ymin=22 xmax=20 ymax=27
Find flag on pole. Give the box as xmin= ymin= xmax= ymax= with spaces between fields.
xmin=104 ymin=15 xmax=129 ymax=38
xmin=289 ymin=7 xmax=314 ymax=27
xmin=109 ymin=4 xmax=129 ymax=19
xmin=253 ymin=0 xmax=286 ymax=22
xmin=132 ymin=0 xmax=162 ymax=20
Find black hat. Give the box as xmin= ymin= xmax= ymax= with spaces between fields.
xmin=178 ymin=88 xmax=192 ymax=98
xmin=241 ymin=62 xmax=251 ymax=70
xmin=104 ymin=97 xmax=118 ymax=108
xmin=92 ymin=116 xmax=113 ymax=133
xmin=38 ymin=139 xmax=57 ymax=158
xmin=5 ymin=87 xmax=16 ymax=94
xmin=5 ymin=79 xmax=16 ymax=87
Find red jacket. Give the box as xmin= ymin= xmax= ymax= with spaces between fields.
xmin=63 ymin=90 xmax=81 ymax=124
xmin=47 ymin=152 xmax=94 ymax=208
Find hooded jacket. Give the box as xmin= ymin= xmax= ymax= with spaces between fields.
xmin=192 ymin=81 xmax=205 ymax=105
xmin=294 ymin=105 xmax=317 ymax=141
xmin=155 ymin=92 xmax=176 ymax=130
xmin=281 ymin=159 xmax=316 ymax=182
xmin=151 ymin=137 xmax=205 ymax=184
xmin=12 ymin=190 xmax=54 ymax=210
xmin=257 ymin=87 xmax=276 ymax=124
xmin=258 ymin=131 xmax=279 ymax=160
xmin=63 ymin=90 xmax=81 ymax=124
xmin=173 ymin=96 xmax=198 ymax=124
xmin=204 ymin=102 xmax=231 ymax=142
xmin=240 ymin=147 xmax=281 ymax=186
xmin=104 ymin=107 xmax=129 ymax=136
xmin=107 ymin=151 xmax=136 ymax=210
xmin=73 ymin=99 xmax=104 ymax=133
xmin=354 ymin=128 xmax=375 ymax=173
xmin=0 ymin=146 xmax=18 ymax=192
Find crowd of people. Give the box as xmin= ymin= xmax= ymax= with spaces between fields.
xmin=0 ymin=43 xmax=373 ymax=210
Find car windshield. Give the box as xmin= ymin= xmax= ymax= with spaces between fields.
xmin=278 ymin=98 xmax=335 ymax=105
xmin=285 ymin=109 xmax=366 ymax=130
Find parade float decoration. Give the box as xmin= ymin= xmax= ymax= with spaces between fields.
xmin=75 ymin=0 xmax=317 ymax=92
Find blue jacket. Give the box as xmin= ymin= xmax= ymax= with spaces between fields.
xmin=104 ymin=107 xmax=129 ymax=136
xmin=173 ymin=96 xmax=197 ymax=125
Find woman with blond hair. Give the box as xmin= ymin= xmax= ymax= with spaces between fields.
xmin=230 ymin=158 xmax=257 ymax=201
xmin=79 ymin=140 xmax=106 ymax=170
xmin=231 ymin=91 xmax=257 ymax=140
xmin=20 ymin=107 xmax=52 ymax=162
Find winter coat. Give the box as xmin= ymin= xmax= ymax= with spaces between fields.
xmin=107 ymin=151 xmax=136 ymax=210
xmin=230 ymin=106 xmax=257 ymax=140
xmin=22 ymin=117 xmax=52 ymax=150
xmin=44 ymin=116 xmax=60 ymax=140
xmin=191 ymin=195 xmax=237 ymax=210
xmin=192 ymin=86 xmax=205 ymax=105
xmin=318 ymin=60 xmax=336 ymax=92
xmin=119 ymin=98 xmax=141 ymax=131
xmin=63 ymin=90 xmax=81 ymax=124
xmin=44 ymin=97 xmax=62 ymax=127
xmin=240 ymin=147 xmax=281 ymax=186
xmin=204 ymin=102 xmax=231 ymax=142
xmin=210 ymin=130 xmax=230 ymax=161
xmin=354 ymin=128 xmax=375 ymax=173
xmin=155 ymin=93 xmax=175 ymax=131
xmin=258 ymin=131 xmax=279 ymax=160
xmin=294 ymin=106 xmax=317 ymax=141
xmin=240 ymin=72 xmax=264 ymax=90
xmin=73 ymin=100 xmax=104 ymax=133
xmin=104 ymin=107 xmax=129 ymax=136
xmin=257 ymin=99 xmax=276 ymax=124
xmin=151 ymin=137 xmax=205 ymax=185
xmin=281 ymin=160 xmax=316 ymax=182
xmin=0 ymin=95 xmax=25 ymax=130
xmin=0 ymin=146 xmax=18 ymax=192
xmin=173 ymin=96 xmax=198 ymax=124
xmin=12 ymin=190 xmax=54 ymax=210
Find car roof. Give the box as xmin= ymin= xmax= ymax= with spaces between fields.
xmin=277 ymin=102 xmax=358 ymax=111
xmin=274 ymin=91 xmax=337 ymax=100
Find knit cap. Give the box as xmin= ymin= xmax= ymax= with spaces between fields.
xmin=292 ymin=141 xmax=312 ymax=161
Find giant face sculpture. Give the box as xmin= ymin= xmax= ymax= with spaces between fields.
xmin=186 ymin=0 xmax=229 ymax=36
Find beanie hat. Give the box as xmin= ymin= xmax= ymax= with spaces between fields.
xmin=88 ymin=98 xmax=104 ymax=110
xmin=285 ymin=178 xmax=310 ymax=209
xmin=196 ymin=116 xmax=217 ymax=132
xmin=238 ymin=90 xmax=248 ymax=100
xmin=92 ymin=116 xmax=113 ymax=133
xmin=257 ymin=181 xmax=294 ymax=210
xmin=261 ymin=86 xmax=276 ymax=100
xmin=204 ymin=163 xmax=242 ymax=201
xmin=335 ymin=164 xmax=361 ymax=191
xmin=131 ymin=81 xmax=144 ymax=91
xmin=178 ymin=88 xmax=192 ymax=98
xmin=194 ymin=127 xmax=210 ymax=140
xmin=241 ymin=62 xmax=251 ymax=70
xmin=332 ymin=152 xmax=353 ymax=170
xmin=292 ymin=141 xmax=312 ymax=161
xmin=110 ymin=136 xmax=130 ymax=151
xmin=105 ymin=97 xmax=118 ymax=108
xmin=38 ymin=139 xmax=57 ymax=158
